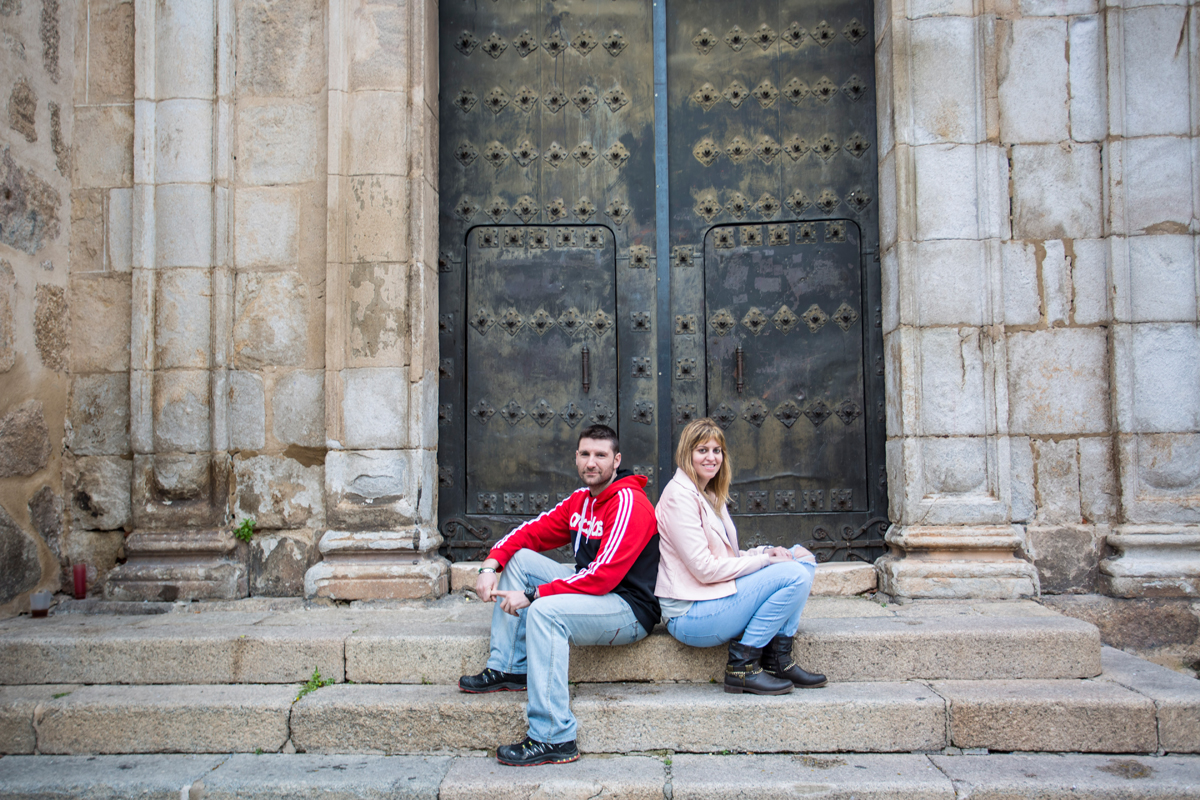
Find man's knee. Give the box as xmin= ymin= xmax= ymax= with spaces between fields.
xmin=498 ymin=548 xmax=537 ymax=589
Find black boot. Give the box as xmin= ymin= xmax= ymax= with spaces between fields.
xmin=761 ymin=634 xmax=827 ymax=688
xmin=724 ymin=640 xmax=794 ymax=695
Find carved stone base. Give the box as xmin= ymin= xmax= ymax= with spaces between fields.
xmin=105 ymin=531 xmax=248 ymax=602
xmin=876 ymin=525 xmax=1040 ymax=600
xmin=1101 ymin=526 xmax=1200 ymax=598
xmin=304 ymin=530 xmax=450 ymax=600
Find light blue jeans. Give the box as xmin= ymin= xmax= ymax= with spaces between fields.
xmin=486 ymin=549 xmax=647 ymax=744
xmin=666 ymin=559 xmax=816 ymax=648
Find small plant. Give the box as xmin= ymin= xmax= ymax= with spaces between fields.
xmin=51 ymin=691 xmax=71 ymax=699
xmin=295 ymin=667 xmax=332 ymax=702
xmin=254 ymin=747 xmax=264 ymax=755
xmin=234 ymin=518 xmax=256 ymax=543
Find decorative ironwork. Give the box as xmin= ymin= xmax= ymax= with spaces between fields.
xmin=755 ymin=136 xmax=781 ymax=164
xmin=542 ymin=88 xmax=568 ymax=113
xmin=483 ymin=142 xmax=509 ymax=168
xmin=455 ymin=30 xmax=481 ymax=56
xmin=438 ymin=313 xmax=453 ymax=335
xmin=751 ymin=79 xmax=779 ymax=108
xmin=560 ymin=401 xmax=586 ymax=427
xmin=740 ymin=226 xmax=763 ymax=247
xmin=772 ymin=304 xmax=799 ymax=334
xmin=673 ymin=246 xmax=695 ymax=268
xmin=484 ymin=198 xmax=509 ymax=222
xmin=746 ymin=491 xmax=768 ymax=512
xmin=454 ymin=141 xmax=479 ymax=167
xmin=572 ymin=142 xmax=597 ymax=167
xmin=726 ymin=491 xmax=740 ymax=513
xmin=804 ymin=490 xmax=824 ymax=511
xmin=603 ymin=87 xmax=629 ymax=112
xmin=484 ymin=87 xmax=510 ymax=114
xmin=503 ymin=493 xmax=524 ymax=514
xmin=692 ymin=28 xmax=717 ymax=56
xmin=842 ymin=74 xmax=867 ymax=102
xmin=797 ymin=222 xmax=817 ymax=243
xmin=631 ymin=311 xmax=651 ymax=332
xmin=724 ymin=80 xmax=749 ymax=109
xmin=845 ymin=132 xmax=870 ymax=158
xmin=694 ymin=194 xmax=721 ymax=222
xmin=439 ymin=466 xmax=453 ymax=487
xmin=471 ymin=399 xmax=496 ymax=424
xmin=814 ymin=134 xmax=840 ymax=161
xmin=453 ymin=88 xmax=477 ymax=114
xmin=543 ymin=31 xmax=567 ymax=57
xmin=605 ymin=199 xmax=632 ymax=225
xmin=725 ymin=136 xmax=751 ymax=164
xmin=753 ymin=23 xmax=778 ymax=49
xmin=476 ymin=228 xmax=499 ymax=248
xmin=514 ymin=86 xmax=538 ymax=113
xmin=632 ymin=465 xmax=654 ymax=485
xmin=584 ymin=228 xmax=605 ymax=248
xmin=544 ymin=142 xmax=568 ymax=168
xmin=528 ymin=228 xmax=550 ymax=248
xmin=714 ymin=228 xmax=735 ymax=249
xmin=811 ymin=20 xmax=835 ymax=46
xmin=843 ymin=18 xmax=867 ymax=44
xmin=546 ymin=198 xmax=568 ymax=221
xmin=808 ymin=518 xmax=890 ymax=564
xmin=558 ymin=307 xmax=585 ymax=334
xmin=629 ymin=245 xmax=651 ymax=268
xmin=803 ymin=303 xmax=828 ymax=332
xmin=572 ymin=86 xmax=598 ymax=114
xmin=590 ymin=401 xmax=614 ymax=425
xmin=530 ymin=399 xmax=555 ymax=427
xmin=499 ymin=400 xmax=526 ymax=425
xmin=692 ymin=82 xmax=721 ymax=111
xmin=478 ymin=494 xmax=498 ymax=513
xmin=836 ymin=400 xmax=862 ymax=426
xmin=438 ymin=357 xmax=452 ymax=379
xmin=741 ymin=307 xmax=768 ymax=335
xmin=588 ymin=309 xmax=614 ymax=335
xmin=502 ymin=229 xmax=523 ymax=247
xmin=573 ymin=197 xmax=596 ymax=223
xmin=773 ymin=400 xmax=802 ymax=428
xmin=572 ymin=29 xmax=598 ymax=55
xmin=528 ymin=309 xmax=554 ymax=336
xmin=846 ymin=190 xmax=873 ymax=212
xmin=438 ymin=404 xmax=451 ymax=425
xmin=514 ymin=196 xmax=538 ymax=223
xmin=783 ymin=78 xmax=809 ymax=106
xmin=693 ymin=137 xmax=719 ymax=166
xmin=832 ymin=488 xmax=853 ymax=510
xmin=455 ymin=198 xmax=480 ymax=221
xmin=675 ymin=357 xmax=697 ymax=380
xmin=755 ymin=193 xmax=781 ymax=217
xmin=812 ymin=76 xmax=837 ymax=102
xmin=785 ymin=189 xmax=811 ymax=213
xmin=632 ymin=357 xmax=651 ymax=378
xmin=713 ymin=402 xmax=737 ymax=429
xmin=725 ymin=191 xmax=750 ymax=219
xmin=805 ymin=400 xmax=832 ymax=426
xmin=724 ymin=25 xmax=747 ymax=51
xmin=498 ymin=308 xmax=523 ymax=335
xmin=603 ymin=31 xmax=627 ymax=56
xmin=603 ymin=142 xmax=629 ymax=168
xmin=482 ymin=32 xmax=507 ymax=58
xmin=816 ymin=189 xmax=840 ymax=213
xmin=710 ymin=309 xmax=736 ymax=336
xmin=512 ymin=140 xmax=539 ymax=166
xmin=742 ymin=399 xmax=768 ymax=427
xmin=530 ymin=493 xmax=551 ymax=514
xmin=676 ymin=403 xmax=698 ymax=425
xmin=826 ymin=221 xmax=847 ymax=243
xmin=513 ymin=29 xmax=537 ymax=57
xmin=768 ymin=225 xmax=790 ymax=246
xmin=775 ymin=491 xmax=796 ymax=511
xmin=633 ymin=401 xmax=654 ymax=424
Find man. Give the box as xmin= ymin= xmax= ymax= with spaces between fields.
xmin=459 ymin=424 xmax=661 ymax=766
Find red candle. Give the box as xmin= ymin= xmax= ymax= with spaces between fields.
xmin=72 ymin=564 xmax=87 ymax=600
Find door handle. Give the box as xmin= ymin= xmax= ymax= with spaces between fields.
xmin=581 ymin=345 xmax=590 ymax=393
xmin=735 ymin=345 xmax=744 ymax=394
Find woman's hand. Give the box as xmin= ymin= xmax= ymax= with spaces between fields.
xmin=766 ymin=547 xmax=795 ymax=564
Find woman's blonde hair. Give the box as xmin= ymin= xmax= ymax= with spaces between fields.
xmin=675 ymin=417 xmax=732 ymax=511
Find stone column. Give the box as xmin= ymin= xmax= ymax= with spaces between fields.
xmin=304 ymin=0 xmax=447 ymax=599
xmin=106 ymin=0 xmax=245 ymax=600
xmin=1100 ymin=0 xmax=1200 ymax=597
xmin=874 ymin=0 xmax=1039 ymax=598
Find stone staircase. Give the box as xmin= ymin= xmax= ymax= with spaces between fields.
xmin=0 ymin=594 xmax=1198 ymax=798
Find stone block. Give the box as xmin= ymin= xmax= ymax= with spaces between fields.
xmin=69 ymin=273 xmax=130 ymax=372
xmin=237 ymin=101 xmax=321 ymax=186
xmin=0 ymin=150 xmax=62 ymax=256
xmin=1007 ymin=328 xmax=1109 ymax=435
xmin=153 ymin=370 xmax=211 ymax=452
xmin=1027 ymin=525 xmax=1102 ymax=594
xmin=64 ymin=530 xmax=126 ymax=591
xmin=68 ymin=455 xmax=132 ymax=530
xmin=1034 ymin=439 xmax=1081 ymax=524
xmin=0 ymin=754 xmax=228 ymax=796
xmin=306 ymin=546 xmax=448 ymax=600
xmin=0 ymin=399 xmax=50 ymax=477
xmin=1079 ymin=437 xmax=1118 ymax=524
xmin=1068 ymin=15 xmax=1106 ymax=143
xmin=1041 ymin=240 xmax=1071 ymax=327
xmin=324 ymin=450 xmax=425 ymax=529
xmin=107 ymin=186 xmax=132 ymax=272
xmin=1071 ymin=238 xmax=1108 ymax=325
xmin=29 ymin=485 xmax=64 ymax=563
xmin=249 ymin=530 xmax=319 ymax=597
xmin=998 ymin=18 xmax=1068 ymax=144
xmin=235 ymin=187 xmax=299 ymax=269
xmin=236 ymin=0 xmax=325 ymax=97
xmin=1046 ymin=596 xmax=1199 ymax=657
xmin=913 ymin=144 xmax=984 ymax=241
xmin=154 ymin=0 xmax=214 ymax=100
xmin=406 ymin=371 xmax=437 ymax=452
xmin=154 ymin=183 xmax=212 ymax=268
xmin=576 ymin=681 xmax=947 ymax=754
xmin=346 ymin=0 xmax=410 ymax=91
xmin=441 ymin=755 xmax=662 ymax=800
xmin=1116 ymin=434 xmax=1200 ymax=525
xmin=922 ymin=436 xmax=987 ymax=496
xmin=1118 ymin=5 xmax=1191 ymax=138
xmin=1002 ymin=240 xmax=1039 ymax=327
xmin=68 ymin=373 xmax=129 ymax=455
xmin=1108 ymin=138 xmax=1194 ymax=237
xmin=70 ymin=188 xmax=104 ymax=273
xmin=0 ymin=503 xmax=40 ymax=604
xmin=234 ymin=454 xmax=323 ymax=529
xmin=1113 ymin=324 xmax=1200 ymax=434
xmin=271 ymin=369 xmax=324 ymax=447
xmin=229 ymin=370 xmax=265 ymax=450
xmin=1011 ymin=143 xmax=1101 ymax=240
xmin=881 ymin=246 xmax=899 ymax=334
xmin=0 ymin=686 xmax=82 ymax=754
xmin=669 ymin=754 xmax=953 ymax=800
xmin=347 ymin=91 xmax=408 ymax=176
xmin=1113 ymin=235 xmax=1196 ymax=323
xmin=910 ymin=239 xmax=986 ymax=326
xmin=935 ymin=678 xmax=1157 ymax=752
xmin=1011 ymin=436 xmax=1035 ymax=522
xmin=34 ymin=283 xmax=67 ymax=372
xmin=347 ymin=261 xmax=409 ymax=367
xmin=341 ymin=368 xmax=409 ymax=449
xmin=154 ymin=268 xmax=211 ymax=369
xmin=906 ymin=16 xmax=983 ymax=145
xmin=1099 ymin=646 xmax=1200 ymax=753
xmin=878 ymin=527 xmax=1040 ymax=598
xmin=918 ymin=328 xmax=987 ymax=436
xmin=72 ymin=105 xmax=133 ymax=188
xmin=86 ymin=0 xmax=134 ymax=103
xmin=1101 ymin=527 xmax=1200 ymax=597
xmin=155 ymin=99 xmax=213 ymax=184
xmin=205 ymin=754 xmax=452 ymax=799
xmin=233 ymin=271 xmax=310 ymax=368
xmin=36 ymin=684 xmax=295 ymax=754
xmin=930 ymin=753 xmax=1200 ymax=799
xmin=348 ymin=175 xmax=409 ymax=263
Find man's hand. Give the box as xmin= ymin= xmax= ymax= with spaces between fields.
xmin=493 ymin=589 xmax=531 ymax=616
xmin=475 ymin=559 xmax=502 ymax=601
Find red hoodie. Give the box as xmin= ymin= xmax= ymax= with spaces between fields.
xmin=488 ymin=474 xmax=661 ymax=634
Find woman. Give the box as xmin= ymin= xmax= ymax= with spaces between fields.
xmin=655 ymin=418 xmax=826 ymax=695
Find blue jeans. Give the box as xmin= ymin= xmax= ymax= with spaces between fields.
xmin=666 ymin=560 xmax=816 ymax=648
xmin=486 ymin=549 xmax=647 ymax=744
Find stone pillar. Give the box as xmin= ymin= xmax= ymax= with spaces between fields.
xmin=1100 ymin=0 xmax=1200 ymax=597
xmin=106 ymin=0 xmax=245 ymax=600
xmin=304 ymin=0 xmax=447 ymax=599
xmin=874 ymin=0 xmax=1039 ymax=598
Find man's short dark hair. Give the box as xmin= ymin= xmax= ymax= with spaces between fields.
xmin=578 ymin=424 xmax=619 ymax=454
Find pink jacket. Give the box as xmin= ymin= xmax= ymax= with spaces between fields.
xmin=654 ymin=468 xmax=770 ymax=601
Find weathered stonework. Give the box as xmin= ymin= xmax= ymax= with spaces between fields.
xmin=0 ymin=399 xmax=50 ymax=477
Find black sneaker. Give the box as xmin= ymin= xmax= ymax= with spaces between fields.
xmin=458 ymin=668 xmax=527 ymax=693
xmin=496 ymin=736 xmax=580 ymax=766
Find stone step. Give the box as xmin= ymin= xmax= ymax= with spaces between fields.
xmin=1 ymin=753 xmax=1199 ymax=799
xmin=0 ymin=597 xmax=1101 ymax=685
xmin=1 ymin=649 xmax=1195 ymax=757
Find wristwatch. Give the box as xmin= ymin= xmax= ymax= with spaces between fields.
xmin=524 ymin=586 xmax=537 ymax=604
